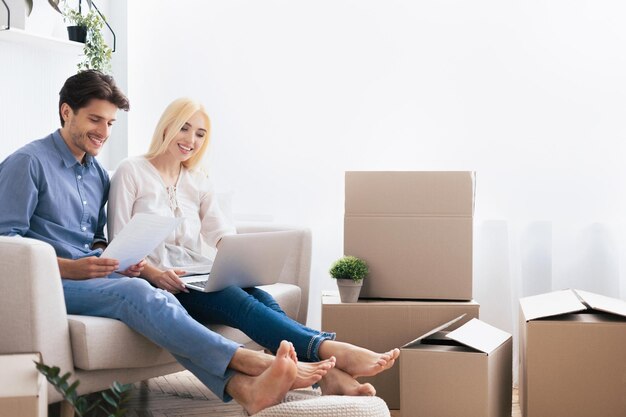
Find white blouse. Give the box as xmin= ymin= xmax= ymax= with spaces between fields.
xmin=108 ymin=156 xmax=236 ymax=274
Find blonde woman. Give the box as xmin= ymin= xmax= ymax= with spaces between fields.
xmin=108 ymin=98 xmax=399 ymax=397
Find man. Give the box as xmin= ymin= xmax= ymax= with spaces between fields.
xmin=0 ymin=70 xmax=330 ymax=415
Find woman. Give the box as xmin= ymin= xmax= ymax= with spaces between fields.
xmin=108 ymin=98 xmax=399 ymax=396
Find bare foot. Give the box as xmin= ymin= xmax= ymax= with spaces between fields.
xmin=228 ymin=348 xmax=274 ymax=377
xmin=318 ymin=341 xmax=400 ymax=378
xmin=228 ymin=340 xmax=297 ymax=415
xmin=292 ymin=356 xmax=336 ymax=389
xmin=319 ymin=367 xmax=376 ymax=396
xmin=228 ymin=343 xmax=335 ymax=389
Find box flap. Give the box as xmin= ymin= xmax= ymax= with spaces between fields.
xmin=446 ymin=318 xmax=511 ymax=354
xmin=345 ymin=171 xmax=474 ymax=216
xmin=519 ymin=289 xmax=586 ymax=321
xmin=575 ymin=289 xmax=626 ymax=318
xmin=0 ymin=353 xmax=42 ymax=397
xmin=401 ymin=314 xmax=466 ymax=348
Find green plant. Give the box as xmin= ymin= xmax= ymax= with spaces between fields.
xmin=63 ymin=4 xmax=112 ymax=73
xmin=23 ymin=0 xmax=63 ymax=16
xmin=329 ymin=256 xmax=369 ymax=282
xmin=35 ymin=361 xmax=133 ymax=417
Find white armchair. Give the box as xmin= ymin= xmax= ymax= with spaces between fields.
xmin=0 ymin=224 xmax=311 ymax=404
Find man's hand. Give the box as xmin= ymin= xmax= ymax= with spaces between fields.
xmin=119 ymin=259 xmax=146 ymax=277
xmin=58 ymin=256 xmax=119 ymax=280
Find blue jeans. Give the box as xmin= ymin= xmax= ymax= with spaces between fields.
xmin=62 ymin=277 xmax=241 ymax=401
xmin=176 ymin=286 xmax=336 ymax=362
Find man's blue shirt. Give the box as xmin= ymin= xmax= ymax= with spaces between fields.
xmin=0 ymin=130 xmax=110 ymax=259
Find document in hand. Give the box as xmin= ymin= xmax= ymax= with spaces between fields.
xmin=102 ymin=213 xmax=183 ymax=271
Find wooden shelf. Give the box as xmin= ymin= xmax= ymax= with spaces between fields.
xmin=0 ymin=28 xmax=83 ymax=52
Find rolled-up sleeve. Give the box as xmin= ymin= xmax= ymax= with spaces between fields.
xmin=0 ymin=153 xmax=40 ymax=236
xmin=93 ymin=176 xmax=110 ymax=245
xmin=199 ymin=177 xmax=236 ymax=247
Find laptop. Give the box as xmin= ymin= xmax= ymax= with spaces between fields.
xmin=180 ymin=230 xmax=299 ymax=292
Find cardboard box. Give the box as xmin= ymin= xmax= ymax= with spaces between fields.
xmin=400 ymin=317 xmax=512 ymax=417
xmin=344 ymin=171 xmax=474 ymax=300
xmin=321 ymin=293 xmax=479 ymax=409
xmin=519 ymin=289 xmax=626 ymax=417
xmin=0 ymin=353 xmax=47 ymax=417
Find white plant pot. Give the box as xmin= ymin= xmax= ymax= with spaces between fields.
xmin=336 ymin=279 xmax=363 ymax=303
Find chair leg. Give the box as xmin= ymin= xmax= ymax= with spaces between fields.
xmin=60 ymin=400 xmax=74 ymax=417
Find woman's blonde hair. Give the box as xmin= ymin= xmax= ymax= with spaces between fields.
xmin=145 ymin=98 xmax=211 ymax=170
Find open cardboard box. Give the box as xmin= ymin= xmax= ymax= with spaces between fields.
xmin=0 ymin=353 xmax=47 ymax=417
xmin=344 ymin=171 xmax=475 ymax=300
xmin=400 ymin=316 xmax=512 ymax=417
xmin=519 ymin=289 xmax=626 ymax=417
xmin=321 ymin=293 xmax=479 ymax=409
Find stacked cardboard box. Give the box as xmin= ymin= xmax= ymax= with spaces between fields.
xmin=344 ymin=171 xmax=474 ymax=300
xmin=322 ymin=171 xmax=512 ymax=416
xmin=519 ymin=289 xmax=626 ymax=417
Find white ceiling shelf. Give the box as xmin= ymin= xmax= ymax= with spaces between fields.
xmin=0 ymin=28 xmax=83 ymax=53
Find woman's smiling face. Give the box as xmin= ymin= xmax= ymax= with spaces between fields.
xmin=166 ymin=110 xmax=208 ymax=162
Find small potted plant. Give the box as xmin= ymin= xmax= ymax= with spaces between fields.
xmin=329 ymin=255 xmax=369 ymax=303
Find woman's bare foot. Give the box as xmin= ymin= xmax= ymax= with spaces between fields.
xmin=318 ymin=340 xmax=400 ymax=378
xmin=293 ymin=357 xmax=336 ymax=389
xmin=318 ymin=367 xmax=376 ymax=396
xmin=281 ymin=341 xmax=336 ymax=389
xmin=227 ymin=340 xmax=297 ymax=415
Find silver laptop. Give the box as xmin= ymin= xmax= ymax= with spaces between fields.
xmin=180 ymin=231 xmax=298 ymax=292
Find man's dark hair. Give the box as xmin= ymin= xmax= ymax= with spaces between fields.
xmin=58 ymin=70 xmax=130 ymax=126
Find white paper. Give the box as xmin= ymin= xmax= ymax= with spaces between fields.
xmin=101 ymin=213 xmax=183 ymax=271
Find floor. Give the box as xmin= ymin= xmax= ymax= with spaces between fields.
xmin=49 ymin=370 xmax=522 ymax=417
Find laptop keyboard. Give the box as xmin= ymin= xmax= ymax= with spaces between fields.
xmin=187 ymin=280 xmax=208 ymax=288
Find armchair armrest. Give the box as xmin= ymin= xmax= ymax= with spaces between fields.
xmin=0 ymin=236 xmax=74 ymax=373
xmin=235 ymin=223 xmax=312 ymax=325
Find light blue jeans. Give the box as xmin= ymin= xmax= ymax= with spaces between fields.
xmin=62 ymin=277 xmax=240 ymax=401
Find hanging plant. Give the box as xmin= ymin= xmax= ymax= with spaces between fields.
xmin=63 ymin=3 xmax=112 ymax=73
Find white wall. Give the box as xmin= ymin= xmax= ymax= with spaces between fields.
xmin=0 ymin=0 xmax=123 ymax=169
xmin=0 ymin=35 xmax=80 ymax=162
xmin=125 ymin=0 xmax=626 ymax=330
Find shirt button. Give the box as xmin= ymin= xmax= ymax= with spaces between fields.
xmin=77 ymin=175 xmax=82 ymax=180
xmin=84 ymin=244 xmax=89 ymax=249
xmin=81 ymin=226 xmax=86 ymax=231
xmin=82 ymin=201 xmax=87 ymax=205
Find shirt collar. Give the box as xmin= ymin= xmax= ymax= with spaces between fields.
xmin=52 ymin=129 xmax=95 ymax=168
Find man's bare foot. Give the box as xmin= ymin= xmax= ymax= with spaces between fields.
xmin=318 ymin=340 xmax=400 ymax=378
xmin=318 ymin=367 xmax=376 ymax=396
xmin=292 ymin=356 xmax=336 ymax=389
xmin=228 ymin=343 xmax=335 ymax=389
xmin=228 ymin=340 xmax=297 ymax=415
xmin=229 ymin=347 xmax=274 ymax=377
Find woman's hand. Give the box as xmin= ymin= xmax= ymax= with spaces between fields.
xmin=150 ymin=269 xmax=188 ymax=294
xmin=119 ymin=259 xmax=146 ymax=277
